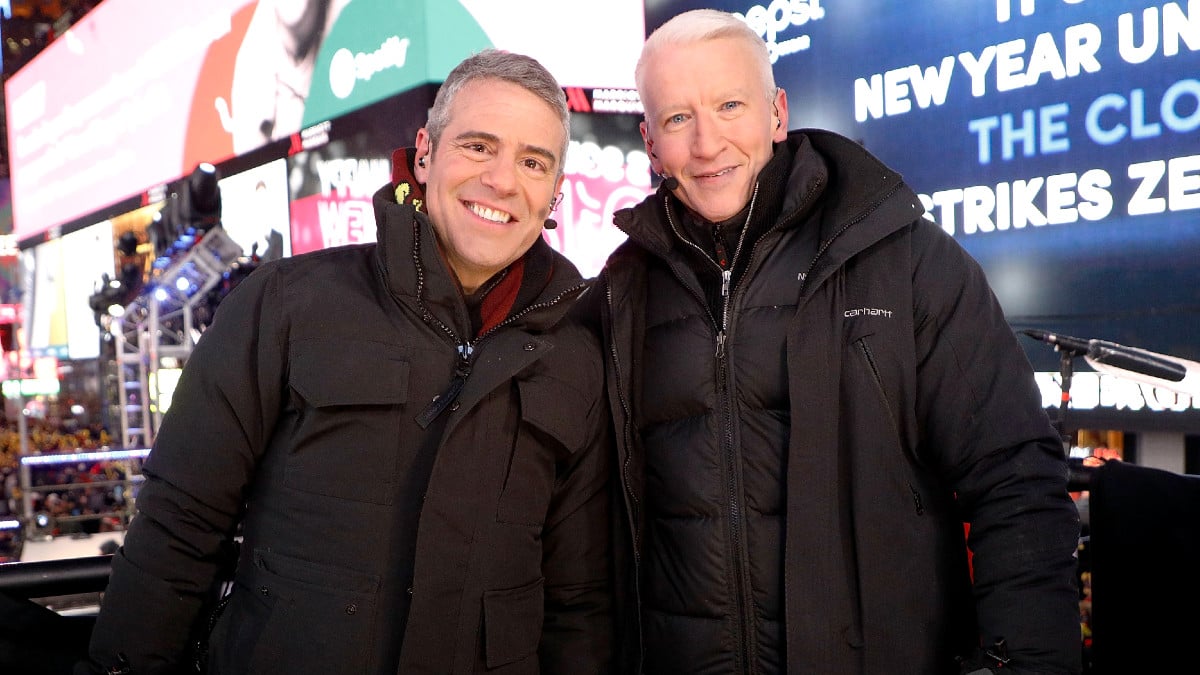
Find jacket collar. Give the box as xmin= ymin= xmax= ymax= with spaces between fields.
xmin=794 ymin=129 xmax=925 ymax=293
xmin=372 ymin=148 xmax=589 ymax=336
xmin=612 ymin=130 xmax=923 ymax=270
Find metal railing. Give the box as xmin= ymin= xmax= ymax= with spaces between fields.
xmin=0 ymin=554 xmax=113 ymax=599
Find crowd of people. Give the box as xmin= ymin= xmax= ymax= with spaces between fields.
xmin=0 ymin=420 xmax=133 ymax=562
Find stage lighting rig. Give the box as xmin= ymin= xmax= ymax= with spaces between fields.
xmin=150 ymin=163 xmax=223 ymax=258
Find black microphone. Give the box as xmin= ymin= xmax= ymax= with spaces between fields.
xmin=1020 ymin=329 xmax=1187 ymax=382
xmin=1019 ymin=329 xmax=1090 ymax=355
xmin=661 ymin=176 xmax=679 ymax=191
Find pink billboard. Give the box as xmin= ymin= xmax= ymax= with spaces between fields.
xmin=7 ymin=0 xmax=257 ymax=243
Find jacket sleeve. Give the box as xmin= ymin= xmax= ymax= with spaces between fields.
xmin=908 ymin=219 xmax=1081 ymax=674
xmin=86 ymin=266 xmax=287 ymax=674
xmin=538 ymin=331 xmax=614 ymax=674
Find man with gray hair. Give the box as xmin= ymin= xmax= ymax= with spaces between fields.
xmin=596 ymin=9 xmax=1081 ymax=674
xmin=83 ymin=49 xmax=612 ymax=674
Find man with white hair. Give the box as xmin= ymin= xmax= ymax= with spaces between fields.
xmin=596 ymin=9 xmax=1081 ymax=674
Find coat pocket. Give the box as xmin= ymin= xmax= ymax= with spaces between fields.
xmin=482 ymin=577 xmax=545 ymax=670
xmin=230 ymin=548 xmax=382 ymax=675
xmin=285 ymin=338 xmax=410 ymax=504
xmin=496 ymin=376 xmax=589 ymax=526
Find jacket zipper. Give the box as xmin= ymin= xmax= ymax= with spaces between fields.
xmin=857 ymin=338 xmax=925 ymax=515
xmin=604 ymin=273 xmax=646 ymax=671
xmin=604 ymin=275 xmax=641 ymax=557
xmin=662 ymin=184 xmax=758 ymax=358
xmin=666 ymin=185 xmax=760 ymax=675
xmin=406 ymin=217 xmax=587 ymax=428
xmin=414 ymin=282 xmax=585 ymax=429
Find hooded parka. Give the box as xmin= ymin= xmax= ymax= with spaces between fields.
xmin=599 ymin=130 xmax=1080 ymax=674
xmin=86 ymin=157 xmax=613 ymax=675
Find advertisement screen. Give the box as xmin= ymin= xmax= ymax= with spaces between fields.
xmin=22 ymin=238 xmax=67 ymax=359
xmin=647 ymin=0 xmax=1200 ymax=370
xmin=218 ymin=158 xmax=293 ymax=261
xmin=287 ymin=131 xmax=390 ymax=256
xmin=552 ymin=112 xmax=653 ymax=278
xmin=60 ymin=221 xmax=117 ymax=360
xmin=6 ymin=0 xmax=255 ymax=244
xmin=20 ymin=220 xmax=118 ymax=361
xmin=6 ymin=0 xmax=645 ymax=245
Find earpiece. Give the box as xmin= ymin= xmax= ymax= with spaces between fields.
xmin=417 ymin=157 xmax=426 ymax=168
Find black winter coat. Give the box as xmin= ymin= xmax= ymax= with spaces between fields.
xmin=599 ymin=131 xmax=1080 ymax=674
xmin=86 ymin=182 xmax=613 ymax=674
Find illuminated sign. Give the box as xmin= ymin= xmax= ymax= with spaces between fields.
xmin=651 ymin=0 xmax=1200 ymax=371
xmin=6 ymin=0 xmax=647 ymax=244
xmin=2 ymin=378 xmax=61 ymax=398
xmin=1035 ymin=371 xmax=1198 ymax=413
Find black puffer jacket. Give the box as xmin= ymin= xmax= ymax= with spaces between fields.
xmin=86 ymin=169 xmax=613 ymax=674
xmin=599 ymin=130 xmax=1080 ymax=674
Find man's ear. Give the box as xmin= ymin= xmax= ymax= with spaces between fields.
xmin=414 ymin=128 xmax=432 ymax=182
xmin=772 ymin=87 xmax=790 ymax=142
xmin=641 ymin=120 xmax=662 ymax=174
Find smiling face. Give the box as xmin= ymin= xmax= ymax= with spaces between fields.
xmin=413 ymin=78 xmax=566 ymax=293
xmin=639 ymin=36 xmax=788 ymax=223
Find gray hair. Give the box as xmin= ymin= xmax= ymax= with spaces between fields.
xmin=425 ymin=49 xmax=570 ymax=175
xmin=636 ymin=9 xmax=776 ymax=104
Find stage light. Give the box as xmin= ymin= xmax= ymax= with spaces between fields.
xmin=153 ymin=287 xmax=169 ymax=303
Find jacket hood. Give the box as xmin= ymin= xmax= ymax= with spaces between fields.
xmin=794 ymin=129 xmax=925 ymax=260
xmin=613 ymin=129 xmax=925 ymax=273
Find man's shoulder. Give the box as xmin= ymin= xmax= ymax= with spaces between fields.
xmin=262 ymin=243 xmax=377 ymax=277
xmin=607 ymin=235 xmax=651 ymax=263
xmin=228 ymin=244 xmax=378 ymax=302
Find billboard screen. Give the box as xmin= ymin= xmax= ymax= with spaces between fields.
xmin=21 ymin=225 xmax=120 ymax=362
xmin=647 ymin=0 xmax=1200 ymax=370
xmin=218 ymin=158 xmax=293 ymax=261
xmin=5 ymin=0 xmax=645 ymax=245
xmin=552 ymin=112 xmax=653 ymax=278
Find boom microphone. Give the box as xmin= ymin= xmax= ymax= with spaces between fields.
xmin=1020 ymin=329 xmax=1187 ymax=383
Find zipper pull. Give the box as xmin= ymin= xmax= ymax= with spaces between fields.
xmin=715 ymin=331 xmax=727 ymax=359
xmin=713 ymin=224 xmax=729 ymax=268
xmin=721 ymin=269 xmax=732 ymax=298
xmin=415 ymin=343 xmax=473 ymax=428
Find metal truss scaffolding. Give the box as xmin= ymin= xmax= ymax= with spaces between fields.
xmin=111 ymin=227 xmax=243 ymax=449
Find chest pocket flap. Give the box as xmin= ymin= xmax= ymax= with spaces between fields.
xmin=285 ymin=339 xmax=410 ymax=505
xmin=496 ymin=377 xmax=591 ymax=526
xmin=517 ymin=375 xmax=588 ymax=454
xmin=289 ymin=339 xmax=409 ymax=407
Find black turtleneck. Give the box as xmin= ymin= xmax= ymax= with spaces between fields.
xmin=671 ymin=143 xmax=792 ymax=319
